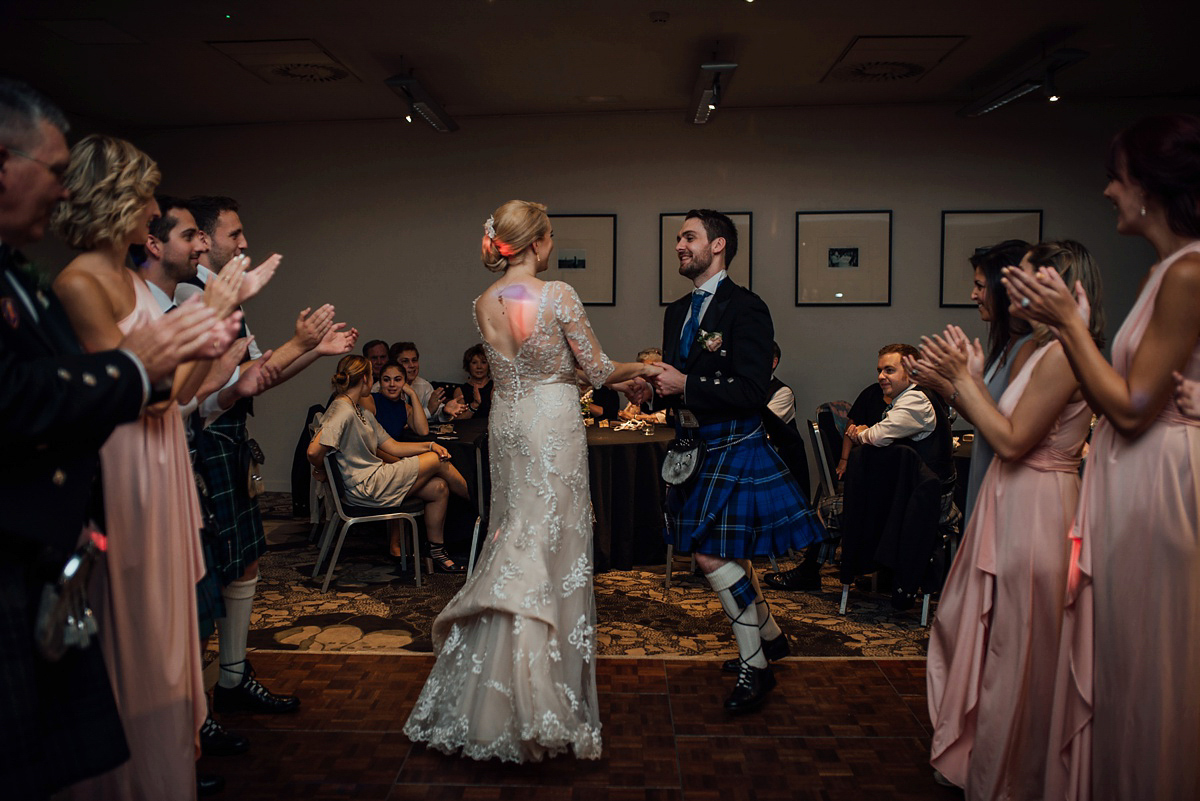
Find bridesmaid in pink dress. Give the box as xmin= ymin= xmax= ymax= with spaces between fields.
xmin=917 ymin=241 xmax=1104 ymax=799
xmin=50 ymin=135 xmax=267 ymax=800
xmin=1006 ymin=114 xmax=1200 ymax=801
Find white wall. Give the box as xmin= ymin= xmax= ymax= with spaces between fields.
xmin=46 ymin=98 xmax=1194 ymax=490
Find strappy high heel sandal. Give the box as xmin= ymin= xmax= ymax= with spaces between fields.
xmin=429 ymin=544 xmax=466 ymax=574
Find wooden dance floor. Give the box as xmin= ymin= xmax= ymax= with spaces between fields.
xmin=199 ymin=651 xmax=960 ymax=800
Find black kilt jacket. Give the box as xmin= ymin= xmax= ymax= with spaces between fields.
xmin=0 ymin=244 xmax=138 ymax=797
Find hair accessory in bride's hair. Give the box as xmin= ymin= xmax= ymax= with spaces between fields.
xmin=484 ymin=215 xmax=497 ymax=239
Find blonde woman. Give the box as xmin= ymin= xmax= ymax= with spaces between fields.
xmin=308 ymin=355 xmax=470 ymax=571
xmin=50 ymin=134 xmax=273 ymax=800
xmin=404 ymin=200 xmax=660 ymax=762
xmin=917 ymin=241 xmax=1103 ymax=799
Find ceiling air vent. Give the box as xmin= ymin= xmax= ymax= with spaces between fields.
xmin=208 ymin=39 xmax=359 ymax=85
xmin=822 ymin=36 xmax=965 ymax=85
xmin=829 ymin=61 xmax=925 ymax=83
xmin=265 ymin=63 xmax=351 ymax=83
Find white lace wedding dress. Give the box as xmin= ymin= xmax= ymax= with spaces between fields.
xmin=403 ymin=281 xmax=614 ymax=762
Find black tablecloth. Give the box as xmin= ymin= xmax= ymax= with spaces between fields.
xmin=586 ymin=424 xmax=674 ymax=572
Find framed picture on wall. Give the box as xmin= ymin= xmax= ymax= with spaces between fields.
xmin=545 ymin=214 xmax=617 ymax=305
xmin=940 ymin=210 xmax=1042 ymax=307
xmin=794 ymin=210 xmax=892 ymax=306
xmin=659 ymin=211 xmax=753 ymax=306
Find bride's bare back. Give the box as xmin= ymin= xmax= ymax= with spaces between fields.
xmin=474 ymin=276 xmax=545 ymax=361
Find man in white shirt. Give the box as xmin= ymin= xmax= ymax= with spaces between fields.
xmin=393 ymin=341 xmax=465 ymax=421
xmin=842 ymin=343 xmax=957 ymax=609
xmin=847 ymin=344 xmax=935 ymax=448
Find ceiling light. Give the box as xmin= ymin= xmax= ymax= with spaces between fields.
xmin=957 ymin=47 xmax=1085 ymax=118
xmin=385 ymin=74 xmax=458 ymax=133
xmin=1043 ymin=74 xmax=1061 ymax=102
xmin=690 ymin=62 xmax=737 ymax=125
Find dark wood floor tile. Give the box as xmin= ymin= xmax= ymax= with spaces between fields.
xmin=218 ymin=652 xmax=432 ymax=732
xmin=665 ymin=659 xmax=926 ymax=738
xmin=903 ymin=696 xmax=933 ymax=736
xmin=595 ymin=658 xmax=669 ymax=694
xmin=676 ymin=736 xmax=960 ymax=801
xmin=399 ymin=693 xmax=678 ymax=788
xmin=197 ymin=729 xmax=408 ymax=799
xmin=389 ymin=787 xmax=683 ymax=801
xmin=876 ymin=658 xmax=928 ymax=696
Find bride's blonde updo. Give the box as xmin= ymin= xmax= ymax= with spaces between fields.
xmin=481 ymin=200 xmax=549 ymax=273
xmin=331 ymin=354 xmax=371 ymax=393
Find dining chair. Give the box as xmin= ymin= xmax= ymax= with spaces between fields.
xmin=313 ymin=454 xmax=425 ymax=592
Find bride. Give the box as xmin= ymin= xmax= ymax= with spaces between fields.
xmin=403 ymin=200 xmax=660 ymax=762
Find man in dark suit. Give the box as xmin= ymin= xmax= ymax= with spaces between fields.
xmin=651 ymin=209 xmax=824 ymax=713
xmin=0 ymin=78 xmax=235 ymax=799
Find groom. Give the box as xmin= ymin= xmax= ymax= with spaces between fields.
xmin=651 ymin=210 xmax=822 ymax=713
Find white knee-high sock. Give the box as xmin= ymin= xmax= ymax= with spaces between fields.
xmin=217 ymin=576 xmax=257 ymax=688
xmin=757 ymin=600 xmax=783 ymax=642
xmin=705 ymin=561 xmax=766 ymax=669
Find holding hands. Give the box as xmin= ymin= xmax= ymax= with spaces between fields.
xmin=650 ymin=361 xmax=686 ymax=397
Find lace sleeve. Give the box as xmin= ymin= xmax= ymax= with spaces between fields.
xmin=552 ymin=282 xmax=614 ymax=389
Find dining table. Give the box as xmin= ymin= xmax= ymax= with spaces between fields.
xmin=429 ymin=418 xmax=674 ymax=571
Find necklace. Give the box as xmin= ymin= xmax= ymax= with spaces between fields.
xmin=339 ymin=394 xmax=367 ymax=424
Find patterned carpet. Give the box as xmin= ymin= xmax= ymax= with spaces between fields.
xmin=249 ymin=494 xmax=931 ymax=659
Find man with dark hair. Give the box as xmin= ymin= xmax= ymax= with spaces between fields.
xmin=0 ymin=78 xmax=237 ymax=798
xmin=650 ymin=209 xmax=824 ymax=713
xmin=179 ymin=195 xmax=357 ymax=728
xmin=363 ymin=339 xmax=388 ymax=391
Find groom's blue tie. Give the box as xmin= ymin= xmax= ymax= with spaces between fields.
xmin=679 ymin=289 xmax=709 ymax=361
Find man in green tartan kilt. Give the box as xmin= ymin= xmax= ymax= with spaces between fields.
xmin=651 ymin=210 xmax=825 ymax=713
xmin=181 ymin=196 xmax=358 ymax=739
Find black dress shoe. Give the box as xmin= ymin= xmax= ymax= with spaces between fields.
xmin=722 ymin=633 xmax=791 ymax=673
xmin=724 ymin=664 xmax=776 ymax=713
xmin=213 ymin=659 xmax=301 ymax=714
xmin=763 ymin=562 xmax=821 ymax=592
xmin=197 ymin=772 xmax=225 ymax=796
xmin=200 ymin=714 xmax=250 ymax=756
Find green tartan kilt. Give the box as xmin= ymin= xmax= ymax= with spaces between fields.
xmin=192 ymin=412 xmax=265 ymax=586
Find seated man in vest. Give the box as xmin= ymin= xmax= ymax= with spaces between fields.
xmin=839 ymin=343 xmax=958 ymax=609
xmin=766 ymin=341 xmax=796 ymax=427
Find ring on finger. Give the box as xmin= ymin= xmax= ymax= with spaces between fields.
xmin=1020 ymin=296 xmax=1032 ymax=309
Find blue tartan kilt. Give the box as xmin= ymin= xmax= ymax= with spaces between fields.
xmin=666 ymin=416 xmax=825 ymax=559
xmin=192 ymin=412 xmax=265 ymax=585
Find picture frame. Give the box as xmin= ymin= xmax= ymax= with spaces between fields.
xmin=940 ymin=210 xmax=1043 ymax=307
xmin=659 ymin=212 xmax=753 ymax=306
xmin=545 ymin=214 xmax=617 ymax=305
xmin=794 ymin=210 xmax=892 ymax=306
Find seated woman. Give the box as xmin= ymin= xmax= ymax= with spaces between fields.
xmin=308 ymin=355 xmax=470 ymax=573
xmin=362 ymin=360 xmax=428 ymax=439
xmin=452 ymin=343 xmax=494 ymax=420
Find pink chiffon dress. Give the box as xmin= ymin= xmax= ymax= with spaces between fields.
xmin=928 ymin=341 xmax=1091 ymax=799
xmin=67 ymin=275 xmax=207 ymax=801
xmin=1043 ymin=241 xmax=1200 ymax=801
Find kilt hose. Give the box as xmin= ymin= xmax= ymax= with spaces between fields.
xmin=666 ymin=416 xmax=825 ymax=559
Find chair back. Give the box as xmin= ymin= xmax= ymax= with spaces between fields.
xmin=807 ymin=419 xmax=837 ymax=498
xmin=323 ymin=453 xmax=352 ymax=520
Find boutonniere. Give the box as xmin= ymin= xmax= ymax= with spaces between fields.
xmin=14 ymin=254 xmax=52 ymax=294
xmin=696 ymin=329 xmax=723 ymax=352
